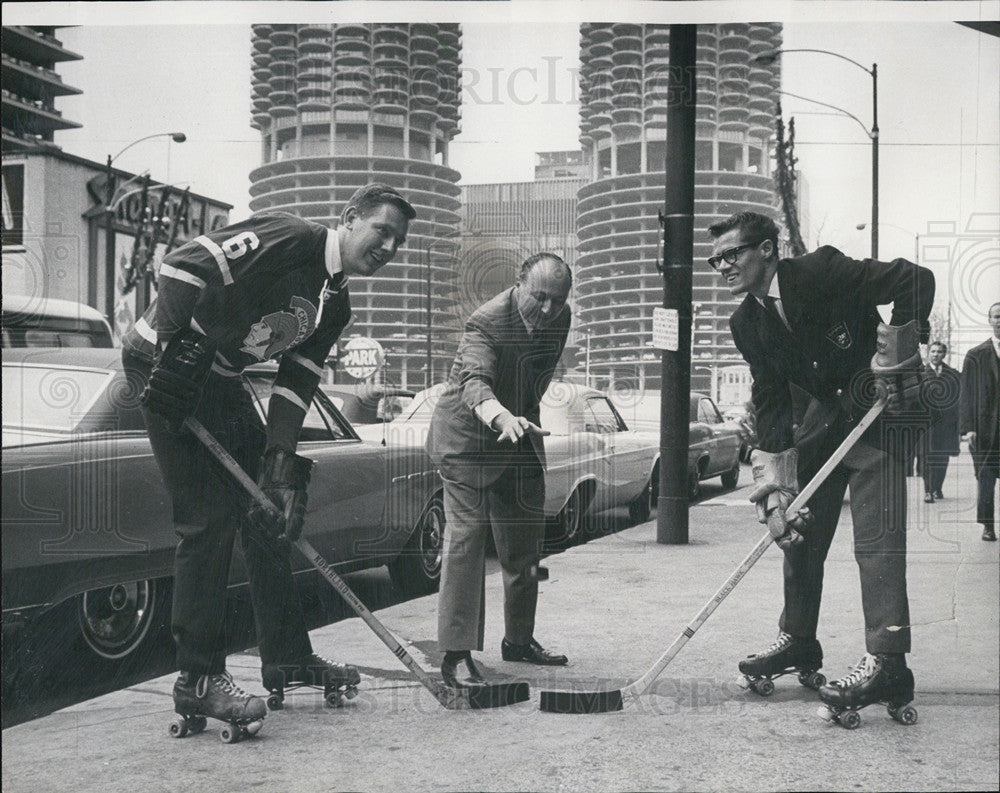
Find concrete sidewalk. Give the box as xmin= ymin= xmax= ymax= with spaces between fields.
xmin=3 ymin=464 xmax=998 ymax=793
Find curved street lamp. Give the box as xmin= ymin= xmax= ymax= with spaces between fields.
xmin=753 ymin=48 xmax=879 ymax=258
xmin=104 ymin=132 xmax=187 ymax=316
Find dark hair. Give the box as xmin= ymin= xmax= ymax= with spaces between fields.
xmin=708 ymin=212 xmax=779 ymax=255
xmin=518 ymin=252 xmax=572 ymax=283
xmin=929 ymin=341 xmax=947 ymax=353
xmin=989 ymin=302 xmax=1000 ymax=316
xmin=342 ymin=183 xmax=416 ymax=222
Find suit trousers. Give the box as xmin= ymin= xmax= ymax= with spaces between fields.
xmin=437 ymin=463 xmax=545 ymax=651
xmin=780 ymin=438 xmax=911 ymax=654
xmin=124 ymin=352 xmax=312 ymax=675
xmin=922 ymin=453 xmax=950 ymax=495
xmin=971 ymin=449 xmax=1000 ymax=528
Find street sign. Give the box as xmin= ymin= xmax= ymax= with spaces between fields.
xmin=652 ymin=307 xmax=679 ymax=351
xmin=341 ymin=337 xmax=385 ymax=380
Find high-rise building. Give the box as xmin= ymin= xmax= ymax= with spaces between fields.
xmin=246 ymin=23 xmax=464 ymax=390
xmin=575 ymin=23 xmax=783 ymax=400
xmin=1 ymin=26 xmax=82 ymax=152
xmin=459 ymin=169 xmax=586 ymax=324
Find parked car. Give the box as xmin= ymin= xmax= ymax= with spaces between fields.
xmin=319 ymin=384 xmax=415 ymax=426
xmin=2 ymin=293 xmax=114 ymax=349
xmin=688 ymin=393 xmax=743 ymax=499
xmin=358 ymin=382 xmax=664 ymax=543
xmin=1 ymin=348 xmax=443 ymax=669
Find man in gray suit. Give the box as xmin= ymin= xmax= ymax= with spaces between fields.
xmin=960 ymin=302 xmax=1000 ymax=541
xmin=426 ymin=253 xmax=572 ymax=688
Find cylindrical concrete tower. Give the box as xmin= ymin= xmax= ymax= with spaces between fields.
xmin=575 ymin=23 xmax=782 ymax=400
xmin=248 ymin=23 xmax=463 ymax=390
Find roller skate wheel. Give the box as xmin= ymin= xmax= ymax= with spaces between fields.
xmin=817 ymin=705 xmax=837 ymax=723
xmin=753 ymin=679 xmax=775 ymax=697
xmin=324 ymin=692 xmax=343 ymax=708
xmin=188 ymin=715 xmax=207 ymax=734
xmin=266 ymin=693 xmax=284 ymax=711
xmin=343 ymin=685 xmax=359 ymax=700
xmin=889 ymin=704 xmax=918 ymax=725
xmin=840 ymin=710 xmax=861 ymax=730
xmin=219 ymin=725 xmax=240 ymax=744
xmin=169 ymin=718 xmax=189 ymax=738
xmin=245 ymin=719 xmax=264 ymax=736
xmin=799 ymin=671 xmax=826 ymax=689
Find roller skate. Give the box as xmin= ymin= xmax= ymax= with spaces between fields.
xmin=736 ymin=631 xmax=825 ymax=696
xmin=169 ymin=671 xmax=266 ymax=743
xmin=262 ymin=652 xmax=360 ymax=709
xmin=817 ymin=653 xmax=917 ymax=729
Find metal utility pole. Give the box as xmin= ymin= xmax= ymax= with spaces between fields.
xmin=657 ymin=24 xmax=696 ymax=545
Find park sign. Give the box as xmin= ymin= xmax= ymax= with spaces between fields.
xmin=341 ymin=337 xmax=385 ymax=380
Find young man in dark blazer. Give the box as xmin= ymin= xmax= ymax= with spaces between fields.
xmin=921 ymin=341 xmax=961 ymax=502
xmin=959 ymin=302 xmax=1000 ymax=541
xmin=426 ymin=253 xmax=571 ymax=689
xmin=709 ymin=211 xmax=934 ymax=717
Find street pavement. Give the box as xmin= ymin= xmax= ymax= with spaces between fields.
xmin=3 ymin=456 xmax=998 ymax=793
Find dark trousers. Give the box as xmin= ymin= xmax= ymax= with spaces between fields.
xmin=438 ymin=463 xmax=545 ymax=651
xmin=922 ymin=452 xmax=951 ymax=495
xmin=972 ymin=449 xmax=1000 ymax=528
xmin=123 ymin=352 xmax=311 ymax=675
xmin=780 ymin=438 xmax=911 ymax=654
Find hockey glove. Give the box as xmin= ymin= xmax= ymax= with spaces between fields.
xmin=250 ymin=448 xmax=313 ymax=542
xmin=141 ymin=329 xmax=215 ymax=433
xmin=870 ymin=320 xmax=924 ymax=414
xmin=749 ymin=449 xmax=812 ymax=552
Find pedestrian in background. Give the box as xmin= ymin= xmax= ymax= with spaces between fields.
xmin=921 ymin=341 xmax=961 ymax=503
xmin=959 ymin=302 xmax=1000 ymax=542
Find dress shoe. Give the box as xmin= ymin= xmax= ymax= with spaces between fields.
xmin=441 ymin=653 xmax=488 ymax=688
xmin=501 ymin=638 xmax=568 ymax=666
xmin=933 ymin=490 xmax=944 ymax=500
xmin=982 ymin=526 xmax=997 ymax=542
xmin=923 ymin=492 xmax=934 ymax=503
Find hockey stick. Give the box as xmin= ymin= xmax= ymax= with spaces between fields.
xmin=184 ymin=417 xmax=529 ymax=710
xmin=539 ymin=397 xmax=887 ymax=714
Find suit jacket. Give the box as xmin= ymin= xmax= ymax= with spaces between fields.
xmin=959 ymin=339 xmax=1000 ymax=458
xmin=426 ymin=287 xmax=570 ymax=486
xmin=729 ymin=245 xmax=935 ymax=473
xmin=923 ymin=361 xmax=961 ymax=456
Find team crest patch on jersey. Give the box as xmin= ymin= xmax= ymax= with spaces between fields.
xmin=241 ymin=295 xmax=317 ymax=361
xmin=825 ymin=321 xmax=852 ymax=350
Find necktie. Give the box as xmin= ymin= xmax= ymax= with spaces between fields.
xmin=762 ymin=296 xmax=791 ymax=331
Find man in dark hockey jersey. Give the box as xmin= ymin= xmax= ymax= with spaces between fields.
xmin=122 ymin=184 xmax=414 ymax=727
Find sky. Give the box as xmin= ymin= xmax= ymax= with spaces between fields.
xmin=7 ymin=0 xmax=999 ymax=358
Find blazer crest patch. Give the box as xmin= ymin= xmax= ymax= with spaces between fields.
xmin=825 ymin=321 xmax=852 ymax=350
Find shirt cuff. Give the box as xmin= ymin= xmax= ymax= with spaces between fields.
xmin=473 ymin=398 xmax=507 ymax=429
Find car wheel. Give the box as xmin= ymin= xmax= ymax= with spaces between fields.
xmin=76 ymin=578 xmax=165 ymax=662
xmin=554 ymin=487 xmax=585 ymax=546
xmin=629 ymin=477 xmax=653 ymax=524
xmin=721 ymin=461 xmax=740 ymax=490
xmin=389 ymin=495 xmax=444 ymax=597
xmin=687 ymin=470 xmax=702 ymax=501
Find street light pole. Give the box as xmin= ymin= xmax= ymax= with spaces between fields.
xmin=754 ymin=49 xmax=878 ymax=258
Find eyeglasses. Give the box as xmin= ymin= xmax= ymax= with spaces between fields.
xmin=707 ymin=241 xmax=759 ymax=271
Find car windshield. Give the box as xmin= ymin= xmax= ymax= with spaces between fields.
xmin=242 ymin=374 xmax=352 ymax=441
xmin=2 ymin=364 xmax=114 ymax=432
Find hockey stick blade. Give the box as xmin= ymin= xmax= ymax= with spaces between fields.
xmin=539 ymin=398 xmax=887 ymax=714
xmin=184 ymin=417 xmax=528 ymax=710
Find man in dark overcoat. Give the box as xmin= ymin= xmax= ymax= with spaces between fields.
xmin=959 ymin=302 xmax=1000 ymax=541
